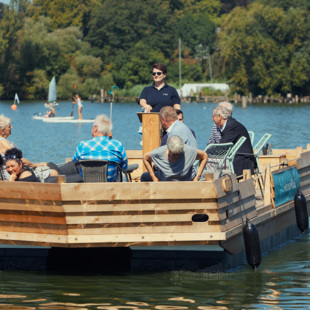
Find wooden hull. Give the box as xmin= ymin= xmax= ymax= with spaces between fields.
xmin=0 ymin=147 xmax=310 ymax=271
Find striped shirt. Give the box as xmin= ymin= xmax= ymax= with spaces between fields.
xmin=72 ymin=136 xmax=128 ymax=182
xmin=207 ymin=124 xmax=222 ymax=146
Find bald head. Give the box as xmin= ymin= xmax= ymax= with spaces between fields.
xmin=219 ymin=102 xmax=234 ymax=113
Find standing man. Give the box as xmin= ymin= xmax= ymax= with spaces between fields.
xmin=72 ymin=114 xmax=127 ymax=182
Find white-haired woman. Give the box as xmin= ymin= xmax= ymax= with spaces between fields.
xmin=142 ymin=135 xmax=208 ymax=182
xmin=0 ymin=115 xmax=57 ymax=181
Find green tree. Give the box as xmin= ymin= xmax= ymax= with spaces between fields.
xmin=218 ymin=3 xmax=310 ymax=95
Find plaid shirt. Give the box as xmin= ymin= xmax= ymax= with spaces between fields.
xmin=72 ymin=136 xmax=128 ymax=182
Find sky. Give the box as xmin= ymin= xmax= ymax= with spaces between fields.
xmin=1 ymin=1 xmax=11 ymax=5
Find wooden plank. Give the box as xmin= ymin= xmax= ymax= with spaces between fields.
xmin=63 ymin=199 xmax=218 ymax=212
xmin=0 ymin=231 xmax=67 ymax=244
xmin=0 ymin=212 xmax=66 ymax=225
xmin=66 ymin=211 xmax=220 ymax=224
xmin=66 ymin=232 xmax=226 ymax=243
xmin=213 ymin=174 xmax=238 ymax=198
xmin=0 ymin=182 xmax=62 ymax=200
xmin=218 ymin=195 xmax=256 ymax=220
xmin=297 ymin=150 xmax=310 ymax=170
xmin=298 ymin=165 xmax=310 ymax=178
xmin=126 ymin=150 xmax=143 ymax=158
xmin=220 ymin=206 xmax=257 ymax=231
xmin=0 ymin=222 xmax=68 ymax=235
xmin=60 ymin=181 xmax=219 ymax=201
xmin=264 ymin=164 xmax=272 ymax=207
xmin=300 ymin=174 xmax=310 ymax=188
xmin=272 ymin=149 xmax=297 ymax=159
xmin=0 ymin=199 xmax=64 ymax=213
xmin=67 ymin=222 xmax=223 ymax=235
xmin=238 ymin=178 xmax=256 ymax=198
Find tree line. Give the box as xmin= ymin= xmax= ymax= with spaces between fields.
xmin=0 ymin=0 xmax=308 ymax=100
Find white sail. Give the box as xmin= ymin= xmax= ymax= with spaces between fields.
xmin=48 ymin=76 xmax=57 ymax=103
xmin=14 ymin=93 xmax=20 ymax=104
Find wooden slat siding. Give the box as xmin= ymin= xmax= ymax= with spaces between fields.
xmin=0 ymin=182 xmax=62 ymax=200
xmin=0 ymin=231 xmax=67 ymax=244
xmin=218 ymin=195 xmax=256 ymax=221
xmin=60 ymin=181 xmax=219 ymax=201
xmin=67 ymin=222 xmax=223 ymax=235
xmin=66 ymin=232 xmax=226 ymax=244
xmin=0 ymin=222 xmax=68 ymax=235
xmin=213 ymin=174 xmax=238 ymax=199
xmin=298 ymin=165 xmax=310 ymax=179
xmin=0 ymin=198 xmax=64 ymax=213
xmin=0 ymin=240 xmax=69 ymax=248
xmin=0 ymin=211 xmax=67 ymax=225
xmin=63 ymin=199 xmax=218 ymax=212
xmin=68 ymin=240 xmax=219 ymax=248
xmin=272 ymin=149 xmax=298 ymax=160
xmin=66 ymin=211 xmax=220 ymax=225
xmin=297 ymin=151 xmax=310 ymax=170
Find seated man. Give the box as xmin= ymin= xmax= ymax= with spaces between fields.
xmin=207 ymin=102 xmax=233 ymax=146
xmin=175 ymin=109 xmax=196 ymax=138
xmin=159 ymin=106 xmax=198 ymax=148
xmin=141 ymin=135 xmax=208 ymax=182
xmin=72 ymin=114 xmax=128 ymax=182
xmin=212 ymin=106 xmax=256 ymax=176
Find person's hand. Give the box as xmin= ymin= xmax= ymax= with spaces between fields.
xmin=40 ymin=162 xmax=48 ymax=166
xmin=9 ymin=173 xmax=17 ymax=181
xmin=153 ymin=177 xmax=160 ymax=182
xmin=144 ymin=105 xmax=153 ymax=113
xmin=192 ymin=176 xmax=200 ymax=182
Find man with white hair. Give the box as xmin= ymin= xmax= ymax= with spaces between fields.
xmin=72 ymin=114 xmax=127 ymax=182
xmin=141 ymin=135 xmax=207 ymax=182
xmin=207 ymin=102 xmax=234 ymax=146
xmin=212 ymin=105 xmax=256 ymax=177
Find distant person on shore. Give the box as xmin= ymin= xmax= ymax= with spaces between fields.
xmin=159 ymin=106 xmax=197 ymax=148
xmin=73 ymin=94 xmax=83 ymax=120
xmin=43 ymin=106 xmax=56 ymax=118
xmin=213 ymin=105 xmax=256 ymax=176
xmin=138 ymin=63 xmax=181 ymax=113
xmin=5 ymin=148 xmax=40 ymax=182
xmin=207 ymin=102 xmax=234 ymax=146
xmin=0 ymin=115 xmax=58 ymax=181
xmin=141 ymin=135 xmax=208 ymax=182
xmin=72 ymin=114 xmax=128 ymax=182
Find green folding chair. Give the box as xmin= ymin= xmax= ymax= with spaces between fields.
xmin=248 ymin=131 xmax=254 ymax=146
xmin=194 ymin=143 xmax=233 ymax=177
xmin=226 ymin=136 xmax=247 ymax=174
xmin=253 ymin=133 xmax=272 ymax=173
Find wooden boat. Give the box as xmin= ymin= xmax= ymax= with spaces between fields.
xmin=42 ymin=118 xmax=94 ymax=123
xmin=0 ymin=144 xmax=309 ymax=272
xmin=0 ymin=113 xmax=309 ymax=272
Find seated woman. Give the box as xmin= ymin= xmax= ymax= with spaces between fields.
xmin=43 ymin=107 xmax=56 ymax=118
xmin=5 ymin=148 xmax=40 ymax=182
xmin=0 ymin=114 xmax=58 ymax=181
xmin=141 ymin=135 xmax=208 ymax=182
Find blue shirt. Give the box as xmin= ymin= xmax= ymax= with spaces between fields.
xmin=139 ymin=83 xmax=180 ymax=112
xmin=72 ymin=136 xmax=128 ymax=182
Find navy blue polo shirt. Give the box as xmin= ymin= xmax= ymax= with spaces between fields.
xmin=138 ymin=83 xmax=181 ymax=112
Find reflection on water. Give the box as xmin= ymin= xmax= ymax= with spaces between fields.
xmin=0 ymin=233 xmax=308 ymax=308
xmin=0 ymin=100 xmax=310 ymax=308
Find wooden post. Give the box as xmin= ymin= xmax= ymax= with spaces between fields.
xmin=234 ymin=93 xmax=237 ymax=104
xmin=101 ymin=87 xmax=104 ymax=103
xmin=296 ymin=146 xmax=303 ymax=158
xmin=137 ymin=113 xmax=162 ymax=172
xmin=264 ymin=164 xmax=271 ymax=207
xmin=242 ymin=96 xmax=247 ymax=109
xmin=249 ymin=93 xmax=252 ymax=104
xmin=295 ymin=95 xmax=298 ymax=104
xmin=307 ymin=143 xmax=310 ymax=151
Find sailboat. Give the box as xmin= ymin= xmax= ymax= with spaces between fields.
xmin=44 ymin=76 xmax=58 ymax=107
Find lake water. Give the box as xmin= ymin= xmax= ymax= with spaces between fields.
xmin=1 ymin=100 xmax=310 ymax=309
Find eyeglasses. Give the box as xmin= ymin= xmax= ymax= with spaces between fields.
xmin=5 ymin=154 xmax=17 ymax=160
xmin=152 ymin=72 xmax=163 ymax=76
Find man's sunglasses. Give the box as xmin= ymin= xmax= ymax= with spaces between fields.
xmin=5 ymin=154 xmax=17 ymax=160
xmin=152 ymin=72 xmax=163 ymax=76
